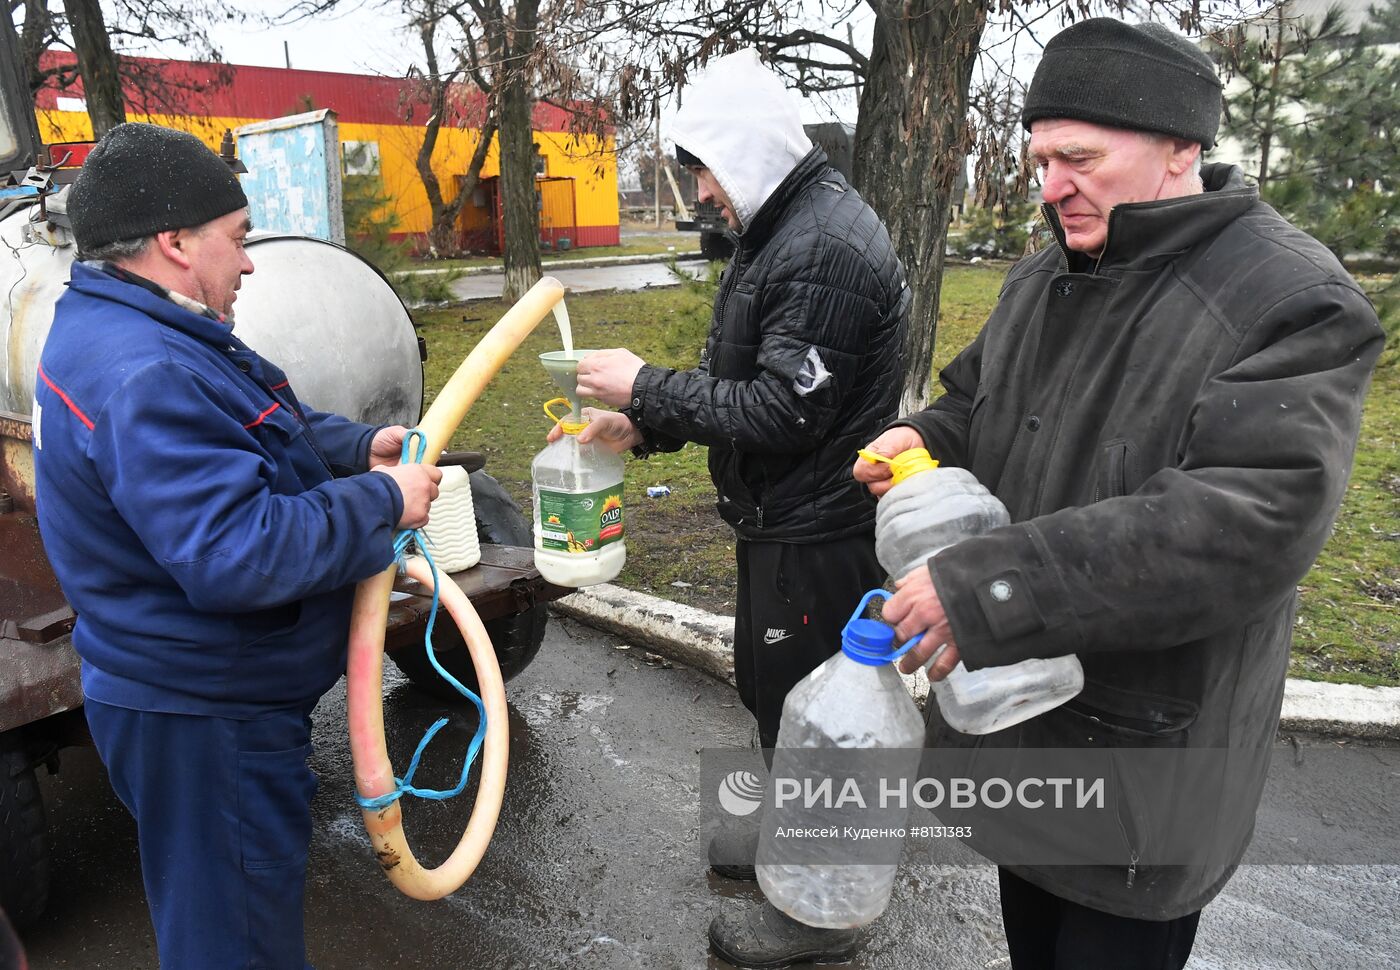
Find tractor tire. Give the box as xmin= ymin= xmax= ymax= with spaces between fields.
xmin=699 ymin=231 xmax=733 ymax=261
xmin=0 ymin=734 xmax=49 ymax=929
xmin=389 ymin=471 xmax=548 ymax=702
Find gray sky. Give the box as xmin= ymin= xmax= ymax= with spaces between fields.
xmin=163 ymin=0 xmax=874 ymax=125
xmin=152 ymin=2 xmax=1252 ymax=149
xmin=193 ymin=2 xmax=1058 ymax=128
xmin=201 ymin=0 xmax=414 ymax=77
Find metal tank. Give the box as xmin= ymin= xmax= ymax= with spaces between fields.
xmin=234 ymin=233 xmax=422 ymax=426
xmin=0 ymin=212 xmax=423 ymax=430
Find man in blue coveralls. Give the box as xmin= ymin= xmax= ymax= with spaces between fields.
xmin=32 ymin=123 xmax=442 ymax=968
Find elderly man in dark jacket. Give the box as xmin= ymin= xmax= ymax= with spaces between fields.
xmin=568 ymin=48 xmax=909 ymax=964
xmin=858 ymin=19 xmax=1385 ymax=970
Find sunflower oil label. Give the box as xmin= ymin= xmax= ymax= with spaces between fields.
xmin=538 ymin=485 xmax=624 ymax=553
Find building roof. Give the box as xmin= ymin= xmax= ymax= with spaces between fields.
xmin=36 ymin=51 xmax=608 ymax=134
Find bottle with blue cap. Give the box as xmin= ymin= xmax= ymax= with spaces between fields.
xmin=861 ymin=446 xmax=1083 ymax=735
xmin=756 ymin=590 xmax=925 ymax=929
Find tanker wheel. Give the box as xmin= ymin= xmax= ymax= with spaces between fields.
xmin=0 ymin=733 xmax=49 ymax=928
xmin=390 ymin=470 xmax=548 ymax=702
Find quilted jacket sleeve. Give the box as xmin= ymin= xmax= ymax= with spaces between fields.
xmin=629 ymin=232 xmax=890 ymax=454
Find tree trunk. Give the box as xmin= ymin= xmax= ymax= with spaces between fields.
xmin=414 ymin=20 xmax=455 ymax=258
xmin=1258 ymin=4 xmax=1286 ymax=185
xmin=497 ymin=0 xmax=542 ymax=302
xmin=21 ymin=0 xmax=54 ymax=94
xmin=443 ymin=115 xmax=499 ymax=252
xmin=412 ymin=19 xmax=498 ymax=259
xmin=63 ymin=0 xmax=126 ymax=137
xmin=853 ymin=0 xmax=986 ymax=415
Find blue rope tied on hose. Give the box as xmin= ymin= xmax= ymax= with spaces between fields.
xmin=355 ymin=429 xmax=489 ymax=812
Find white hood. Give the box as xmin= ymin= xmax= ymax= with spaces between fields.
xmin=669 ymin=50 xmax=813 ymax=230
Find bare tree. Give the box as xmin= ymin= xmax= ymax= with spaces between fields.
xmin=61 ymin=0 xmax=124 ymax=135
xmin=476 ymin=0 xmax=545 ymax=301
xmin=279 ymin=0 xmax=628 ymax=295
xmin=401 ymin=0 xmax=498 ymax=257
xmin=384 ymin=0 xmax=547 ymax=295
xmin=447 ymin=0 xmax=618 ymax=298
xmin=855 ymin=0 xmax=985 ymax=412
xmin=588 ymin=0 xmax=1265 ymax=408
xmin=586 ymin=0 xmax=985 ymax=409
xmin=13 ymin=0 xmax=240 ymax=136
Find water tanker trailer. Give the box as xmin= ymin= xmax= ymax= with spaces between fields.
xmin=0 ymin=49 xmax=565 ymax=926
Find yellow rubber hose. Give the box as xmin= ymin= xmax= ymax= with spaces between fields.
xmin=346 ymin=275 xmax=564 ymax=899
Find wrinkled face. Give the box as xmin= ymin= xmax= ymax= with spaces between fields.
xmin=182 ymin=208 xmax=254 ymax=317
xmin=1029 ymin=119 xmax=1182 ymax=256
xmin=689 ymin=166 xmax=740 ymax=231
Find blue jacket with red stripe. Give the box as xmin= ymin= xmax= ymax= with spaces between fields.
xmin=33 ymin=261 xmax=404 ymax=716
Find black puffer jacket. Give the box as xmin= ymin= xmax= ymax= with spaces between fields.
xmin=899 ymin=165 xmax=1385 ymax=919
xmin=629 ymin=149 xmax=910 ymax=542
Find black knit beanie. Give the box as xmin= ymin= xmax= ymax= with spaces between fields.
xmin=1022 ymin=19 xmax=1223 ymax=148
xmin=68 ymin=123 xmax=249 ymax=253
xmin=675 ymin=144 xmax=704 ymax=168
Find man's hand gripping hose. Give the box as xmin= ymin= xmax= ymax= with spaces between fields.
xmin=346 ymin=276 xmax=565 ymax=900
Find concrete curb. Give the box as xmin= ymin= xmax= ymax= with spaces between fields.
xmin=1277 ymin=679 xmax=1400 ymax=740
xmin=397 ymin=250 xmax=705 ymax=278
xmin=553 ymin=584 xmax=1400 ymax=741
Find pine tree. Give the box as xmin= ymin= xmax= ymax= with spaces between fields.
xmin=1217 ymin=0 xmax=1400 ymax=262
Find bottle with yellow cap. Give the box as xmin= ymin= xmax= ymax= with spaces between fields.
xmin=860 ymin=447 xmax=1083 ymax=734
xmin=531 ymin=398 xmax=626 ymax=587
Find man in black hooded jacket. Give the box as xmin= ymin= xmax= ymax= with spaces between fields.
xmin=564 ymin=48 xmax=910 ymax=963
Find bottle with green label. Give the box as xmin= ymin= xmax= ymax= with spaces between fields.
xmin=532 ymin=398 xmax=626 ymax=587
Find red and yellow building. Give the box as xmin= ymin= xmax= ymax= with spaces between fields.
xmin=34 ymin=54 xmax=621 ymax=251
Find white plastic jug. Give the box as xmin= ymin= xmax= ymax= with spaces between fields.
xmin=531 ymin=398 xmax=626 ymax=587
xmin=757 ymin=591 xmax=925 ymax=929
xmin=866 ymin=447 xmax=1083 ymax=735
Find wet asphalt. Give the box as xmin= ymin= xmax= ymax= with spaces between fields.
xmin=18 ymin=612 xmax=1400 ymax=970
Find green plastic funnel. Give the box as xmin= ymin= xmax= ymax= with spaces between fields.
xmin=539 ymin=350 xmax=597 ymax=417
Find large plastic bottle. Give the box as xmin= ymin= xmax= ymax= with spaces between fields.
xmin=531 ymin=398 xmax=626 ymax=587
xmin=867 ymin=447 xmax=1083 ymax=734
xmin=757 ymin=591 xmax=925 ymax=929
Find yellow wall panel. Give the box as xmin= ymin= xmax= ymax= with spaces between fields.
xmin=36 ymin=109 xmax=618 ymax=242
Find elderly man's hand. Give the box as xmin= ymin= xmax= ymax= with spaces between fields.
xmin=369 ymin=425 xmax=410 ymax=469
xmin=575 ymin=349 xmax=646 ymax=408
xmin=882 ymin=564 xmax=961 ymax=682
xmin=853 ymin=426 xmax=928 ymax=498
xmin=374 ymin=464 xmax=443 ymax=530
xmin=547 ymin=408 xmax=643 ymax=453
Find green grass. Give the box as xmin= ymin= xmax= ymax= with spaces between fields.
xmin=1291 ymin=362 xmax=1399 ymax=685
xmin=415 ymin=264 xmax=738 ymax=608
xmin=415 ymin=261 xmax=1399 ymax=685
xmin=408 ymin=230 xmax=699 ymax=272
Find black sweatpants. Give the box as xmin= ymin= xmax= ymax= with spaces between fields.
xmin=733 ymin=533 xmax=884 ymax=750
xmin=999 ymin=868 xmax=1201 ymax=970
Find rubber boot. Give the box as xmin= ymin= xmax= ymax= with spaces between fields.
xmin=708 ymin=824 xmax=760 ymax=880
xmin=709 ymin=901 xmax=859 ymax=968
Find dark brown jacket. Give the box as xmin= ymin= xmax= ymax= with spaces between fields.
xmin=900 ymin=164 xmax=1384 ymax=919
